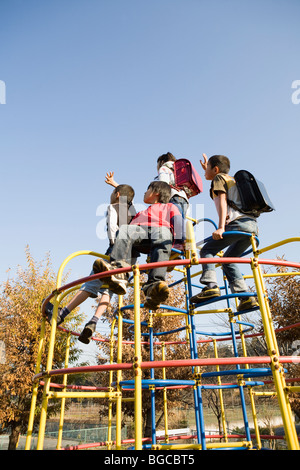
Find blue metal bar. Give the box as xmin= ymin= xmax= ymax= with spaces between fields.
xmin=119 ymin=379 xmax=196 ymax=388
xmin=196 ymin=231 xmax=259 ymax=254
xmin=195 ymin=218 xmax=218 ymax=230
xmin=202 ymin=368 xmax=274 ymax=378
xmin=192 ymin=292 xmax=260 ymax=309
xmin=149 ymin=325 xmax=156 ymax=445
xmin=224 ymin=278 xmax=251 ymax=442
xmin=186 ymin=265 xmax=206 ymax=449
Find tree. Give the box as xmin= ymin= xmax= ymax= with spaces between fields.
xmin=264 ymin=259 xmax=300 ymax=419
xmin=95 ymin=272 xmax=208 ymax=437
xmin=0 ymin=247 xmax=84 ymax=449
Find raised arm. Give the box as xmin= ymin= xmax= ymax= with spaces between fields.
xmin=200 ymin=153 xmax=208 ymax=171
xmin=105 ymin=171 xmax=119 ymax=188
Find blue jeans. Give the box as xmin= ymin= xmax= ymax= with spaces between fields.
xmin=170 ymin=195 xmax=189 ymax=218
xmin=200 ymin=218 xmax=258 ymax=293
xmin=110 ymin=224 xmax=173 ymax=291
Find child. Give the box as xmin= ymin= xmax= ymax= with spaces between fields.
xmin=156 ymin=152 xmax=189 ymax=218
xmin=105 ymin=152 xmax=190 ymax=218
xmin=190 ymin=154 xmax=259 ymax=312
xmin=45 ymin=181 xmax=136 ymax=344
xmin=93 ymin=180 xmax=185 ymax=310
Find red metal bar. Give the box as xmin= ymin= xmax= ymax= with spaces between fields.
xmin=43 ymin=257 xmax=300 ymax=299
xmin=33 ymin=355 xmax=300 ymax=382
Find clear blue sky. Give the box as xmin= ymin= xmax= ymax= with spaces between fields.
xmin=1 ymin=1 xmax=300 ymax=349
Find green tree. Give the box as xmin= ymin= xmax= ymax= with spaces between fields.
xmin=0 ymin=247 xmax=84 ymax=449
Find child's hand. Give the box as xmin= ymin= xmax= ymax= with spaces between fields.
xmin=212 ymin=228 xmax=224 ymax=240
xmin=105 ymin=171 xmax=118 ymax=187
xmin=200 ymin=153 xmax=208 ymax=171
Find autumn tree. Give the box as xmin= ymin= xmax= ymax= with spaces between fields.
xmin=95 ymin=271 xmax=208 ymax=437
xmin=0 ymin=247 xmax=84 ymax=449
xmin=263 ymin=260 xmax=300 ymax=419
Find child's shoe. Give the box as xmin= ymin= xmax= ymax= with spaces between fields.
xmin=78 ymin=321 xmax=96 ymax=344
xmin=144 ymin=281 xmax=170 ymax=310
xmin=44 ymin=301 xmax=64 ymax=326
xmin=92 ymin=258 xmax=128 ymax=295
xmin=189 ymin=286 xmax=221 ymax=304
xmin=237 ymin=296 xmax=259 ymax=312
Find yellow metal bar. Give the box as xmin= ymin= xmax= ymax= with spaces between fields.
xmin=251 ymin=257 xmax=299 ymax=450
xmin=116 ymin=296 xmax=124 ymax=450
xmin=107 ymin=318 xmax=116 ymax=450
xmin=237 ymin=312 xmax=261 ymax=449
xmin=186 ymin=215 xmax=198 ymax=224
xmin=243 ymin=271 xmax=300 ymax=280
xmin=56 ymin=331 xmax=71 ymax=450
xmin=185 ymin=220 xmax=198 ymax=264
xmin=36 ymin=295 xmax=62 ymax=450
xmin=193 ymin=308 xmax=231 ymax=315
xmin=161 ymin=343 xmax=169 ymax=443
xmin=286 ymin=386 xmax=300 ymax=393
xmin=25 ymin=317 xmax=47 ymax=450
xmin=107 ymin=327 xmax=115 ymax=447
xmin=207 ymin=441 xmax=252 ymax=450
xmin=152 ymin=441 xmax=252 ymax=450
xmin=152 ymin=443 xmax=202 ymax=450
xmin=55 ymin=250 xmax=109 ymax=289
xmin=253 ymin=392 xmax=277 ymax=397
xmin=110 ymin=397 xmax=135 ymax=402
xmin=133 ymin=264 xmax=143 ymax=450
xmin=256 ymin=237 xmax=300 ymax=255
xmin=213 ymin=339 xmax=228 ymax=442
xmin=47 ymin=391 xmax=120 ymax=399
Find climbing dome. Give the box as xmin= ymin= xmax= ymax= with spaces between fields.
xmin=25 ymin=218 xmax=300 ymax=450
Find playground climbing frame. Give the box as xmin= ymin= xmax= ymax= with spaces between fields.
xmin=25 ymin=220 xmax=300 ymax=450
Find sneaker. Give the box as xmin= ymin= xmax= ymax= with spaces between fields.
xmin=44 ymin=301 xmax=64 ymax=326
xmin=237 ymin=296 xmax=259 ymax=312
xmin=92 ymin=258 xmax=128 ymax=295
xmin=144 ymin=281 xmax=170 ymax=310
xmin=92 ymin=257 xmax=112 ymax=274
xmin=78 ymin=321 xmax=96 ymax=344
xmin=189 ymin=286 xmax=221 ymax=304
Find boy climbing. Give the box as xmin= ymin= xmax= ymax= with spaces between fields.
xmin=93 ymin=180 xmax=185 ymax=310
xmin=190 ymin=153 xmax=259 ymax=312
xmin=45 ymin=181 xmax=136 ymax=344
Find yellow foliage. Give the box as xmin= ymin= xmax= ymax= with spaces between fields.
xmin=0 ymin=246 xmax=83 ymax=434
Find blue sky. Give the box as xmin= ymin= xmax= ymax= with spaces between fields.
xmin=1 ymin=0 xmax=300 ymax=350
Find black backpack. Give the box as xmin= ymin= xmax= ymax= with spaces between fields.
xmin=228 ymin=170 xmax=275 ymax=218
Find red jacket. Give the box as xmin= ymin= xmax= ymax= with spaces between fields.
xmin=130 ymin=203 xmax=185 ymax=242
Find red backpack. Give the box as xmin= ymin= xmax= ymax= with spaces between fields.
xmin=173 ymin=158 xmax=203 ymax=198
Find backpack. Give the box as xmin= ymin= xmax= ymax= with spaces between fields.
xmin=229 ymin=170 xmax=275 ymax=217
xmin=173 ymin=158 xmax=203 ymax=198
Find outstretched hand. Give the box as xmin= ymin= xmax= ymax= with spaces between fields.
xmin=200 ymin=153 xmax=208 ymax=171
xmin=105 ymin=171 xmax=118 ymax=188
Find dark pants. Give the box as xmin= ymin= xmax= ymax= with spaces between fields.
xmin=110 ymin=224 xmax=173 ymax=291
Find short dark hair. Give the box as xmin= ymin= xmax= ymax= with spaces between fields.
xmin=209 ymin=155 xmax=230 ymax=174
xmin=148 ymin=181 xmax=171 ymax=204
xmin=157 ymin=152 xmax=176 ymax=169
xmin=114 ymin=184 xmax=135 ymax=204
